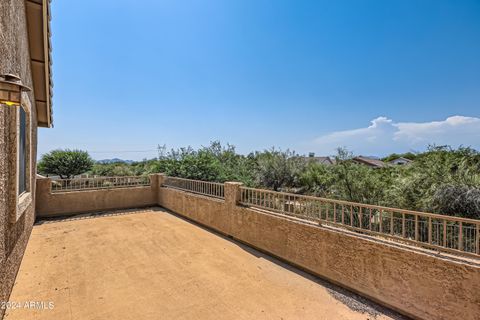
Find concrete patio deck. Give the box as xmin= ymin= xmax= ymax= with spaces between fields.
xmin=5 ymin=208 xmax=403 ymax=320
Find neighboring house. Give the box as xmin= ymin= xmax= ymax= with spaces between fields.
xmin=353 ymin=156 xmax=386 ymax=168
xmin=304 ymin=153 xmax=336 ymax=165
xmin=310 ymin=156 xmax=335 ymax=165
xmin=0 ymin=0 xmax=53 ymax=317
xmin=389 ymin=157 xmax=413 ymax=166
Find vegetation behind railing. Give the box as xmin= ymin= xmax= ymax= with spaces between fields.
xmin=51 ymin=176 xmax=150 ymax=192
xmin=41 ymin=144 xmax=480 ymax=220
xmin=240 ymin=186 xmax=480 ymax=257
xmin=162 ymin=176 xmax=225 ymax=199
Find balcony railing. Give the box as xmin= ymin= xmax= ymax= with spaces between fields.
xmin=240 ymin=187 xmax=480 ymax=257
xmin=162 ymin=176 xmax=225 ymax=199
xmin=51 ymin=176 xmax=150 ymax=192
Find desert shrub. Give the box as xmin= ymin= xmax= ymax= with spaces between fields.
xmin=147 ymin=142 xmax=257 ymax=185
xmin=299 ymin=162 xmax=334 ymax=196
xmin=254 ymin=149 xmax=306 ymax=191
xmin=38 ymin=149 xmax=94 ymax=179
xmin=74 ymin=144 xmax=480 ymax=219
xmin=432 ymin=185 xmax=480 ymax=219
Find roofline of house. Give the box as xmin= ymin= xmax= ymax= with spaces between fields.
xmin=389 ymin=157 xmax=413 ymax=162
xmin=353 ymin=156 xmax=385 ymax=167
xmin=25 ymin=0 xmax=53 ymax=128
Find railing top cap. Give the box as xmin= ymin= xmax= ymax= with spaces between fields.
xmin=51 ymin=175 xmax=149 ymax=181
xmin=164 ymin=176 xmax=224 ymax=184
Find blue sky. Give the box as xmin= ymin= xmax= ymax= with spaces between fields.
xmin=39 ymin=0 xmax=480 ymax=160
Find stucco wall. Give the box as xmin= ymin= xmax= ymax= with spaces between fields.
xmin=0 ymin=1 xmax=39 ymax=318
xmin=158 ymin=184 xmax=480 ymax=320
xmin=35 ymin=177 xmax=158 ymax=217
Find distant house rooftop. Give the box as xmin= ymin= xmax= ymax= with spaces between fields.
xmin=304 ymin=153 xmax=336 ymax=165
xmin=310 ymin=156 xmax=335 ymax=165
xmin=353 ymin=156 xmax=386 ymax=168
xmin=389 ymin=157 xmax=414 ymax=165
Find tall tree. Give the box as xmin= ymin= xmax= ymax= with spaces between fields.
xmin=38 ymin=149 xmax=94 ymax=179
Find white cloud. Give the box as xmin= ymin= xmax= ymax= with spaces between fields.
xmin=312 ymin=115 xmax=480 ymax=156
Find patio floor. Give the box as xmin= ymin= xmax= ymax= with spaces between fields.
xmin=5 ymin=208 xmax=403 ymax=320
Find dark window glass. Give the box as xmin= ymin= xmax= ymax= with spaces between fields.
xmin=19 ymin=107 xmax=27 ymax=195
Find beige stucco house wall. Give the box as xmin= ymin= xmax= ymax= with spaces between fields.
xmin=0 ymin=1 xmax=52 ymax=318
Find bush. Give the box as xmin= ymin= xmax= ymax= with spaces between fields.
xmin=433 ymin=185 xmax=480 ymax=219
xmin=56 ymin=144 xmax=480 ymax=219
xmin=90 ymin=163 xmax=143 ymax=176
xmin=299 ymin=162 xmax=334 ymax=196
xmin=254 ymin=149 xmax=305 ymax=191
xmin=147 ymin=142 xmax=257 ymax=185
xmin=387 ymin=146 xmax=480 ymax=212
xmin=38 ymin=149 xmax=94 ymax=179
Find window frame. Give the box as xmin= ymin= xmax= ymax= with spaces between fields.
xmin=12 ymin=99 xmax=32 ymax=222
xmin=18 ymin=105 xmax=27 ymax=196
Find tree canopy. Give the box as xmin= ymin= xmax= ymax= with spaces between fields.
xmin=38 ymin=149 xmax=94 ymax=179
xmin=44 ymin=142 xmax=480 ymax=219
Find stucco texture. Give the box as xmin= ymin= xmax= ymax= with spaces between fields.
xmin=35 ymin=178 xmax=157 ymax=217
xmin=1 ymin=1 xmax=39 ymax=318
xmin=158 ymin=186 xmax=480 ymax=320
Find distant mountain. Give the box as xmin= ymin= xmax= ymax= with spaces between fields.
xmin=97 ymin=158 xmax=134 ymax=164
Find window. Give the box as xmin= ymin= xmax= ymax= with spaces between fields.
xmin=18 ymin=106 xmax=27 ymax=195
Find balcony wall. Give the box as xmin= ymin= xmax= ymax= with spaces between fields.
xmin=157 ymin=180 xmax=480 ymax=320
xmin=35 ymin=176 xmax=159 ymax=217
xmin=34 ymin=175 xmax=480 ymax=320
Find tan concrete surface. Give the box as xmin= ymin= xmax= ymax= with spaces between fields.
xmin=6 ymin=208 xmax=398 ymax=320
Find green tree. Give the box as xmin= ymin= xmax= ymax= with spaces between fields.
xmin=388 ymin=145 xmax=480 ymax=213
xmin=432 ymin=184 xmax=480 ymax=219
xmin=84 ymin=143 xmax=480 ymax=219
xmin=382 ymin=152 xmax=418 ymax=162
xmin=254 ymin=148 xmax=305 ymax=191
xmin=147 ymin=141 xmax=257 ymax=185
xmin=329 ymin=148 xmax=398 ymax=204
xmin=299 ymin=162 xmax=335 ymax=196
xmin=90 ymin=162 xmax=142 ymax=176
xmin=38 ymin=149 xmax=94 ymax=179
